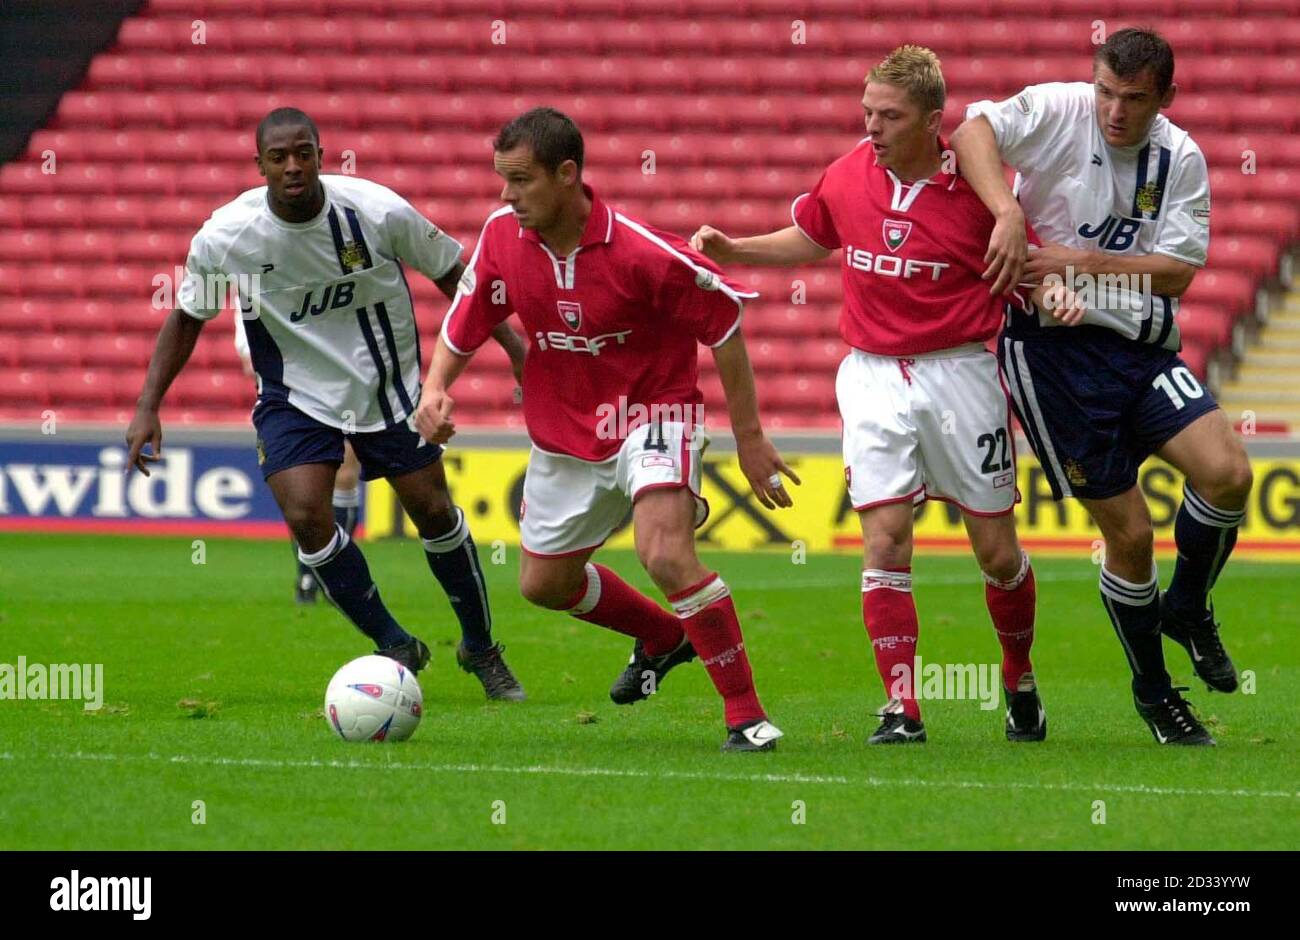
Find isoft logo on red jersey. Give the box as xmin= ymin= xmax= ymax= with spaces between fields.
xmin=534 ymin=329 xmax=633 ymax=356
xmin=845 ymin=245 xmax=950 ymax=282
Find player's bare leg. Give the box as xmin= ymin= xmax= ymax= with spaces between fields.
xmin=295 ymin=443 xmax=363 ymax=605
xmin=1082 ymin=488 xmax=1212 ymax=744
xmin=1154 ymin=409 xmax=1252 ymax=693
xmin=627 ymin=487 xmax=780 ymax=751
xmin=519 ymin=534 xmax=703 ymax=708
xmin=388 ymin=459 xmax=524 ymax=700
xmin=964 ymin=513 xmax=1044 ymax=741
xmin=267 ymin=462 xmax=429 ymax=672
xmin=520 ymin=538 xmax=700 ymax=694
xmin=858 ymin=502 xmax=926 ymax=743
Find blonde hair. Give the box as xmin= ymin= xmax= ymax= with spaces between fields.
xmin=866 ymin=45 xmax=946 ymax=114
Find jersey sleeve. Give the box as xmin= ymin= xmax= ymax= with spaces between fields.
xmin=648 ymin=225 xmax=758 ymax=348
xmin=386 ymin=193 xmax=464 ymax=281
xmin=1153 ymin=147 xmax=1211 ymax=268
xmin=439 ymin=218 xmax=509 ymax=355
xmin=791 ymin=168 xmax=841 ymax=250
xmin=176 ymin=226 xmax=225 ymax=321
xmin=964 ymin=82 xmax=1090 ymax=173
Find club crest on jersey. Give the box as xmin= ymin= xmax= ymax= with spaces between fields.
xmin=1135 ymin=182 xmax=1162 ymax=215
xmin=557 ymin=300 xmax=583 ymax=331
xmin=338 ymin=241 xmax=369 ymax=271
xmin=882 ymin=219 xmax=912 ymax=251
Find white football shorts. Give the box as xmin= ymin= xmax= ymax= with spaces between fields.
xmin=837 ymin=343 xmax=1018 ymax=516
xmin=520 ymin=421 xmax=710 ymax=557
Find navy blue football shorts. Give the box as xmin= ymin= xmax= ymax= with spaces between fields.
xmin=998 ymin=327 xmax=1220 ymax=501
xmin=251 ymin=398 xmax=444 ymax=482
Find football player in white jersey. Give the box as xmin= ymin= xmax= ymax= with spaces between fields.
xmin=236 ymin=316 xmax=363 ymax=606
xmin=126 ymin=108 xmax=529 ymax=700
xmin=953 ymin=28 xmax=1254 ymax=744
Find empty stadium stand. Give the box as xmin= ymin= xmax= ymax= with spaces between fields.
xmin=1 ymin=0 xmax=1297 ymax=430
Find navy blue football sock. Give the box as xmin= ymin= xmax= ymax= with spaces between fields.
xmin=1099 ymin=565 xmax=1171 ymax=703
xmin=422 ymin=507 xmax=494 ymax=653
xmin=300 ymin=524 xmax=409 ymax=649
xmin=332 ymin=485 xmax=361 ymax=539
xmin=1165 ymin=486 xmax=1243 ymax=620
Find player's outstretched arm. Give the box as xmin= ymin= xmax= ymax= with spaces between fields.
xmin=1025 ymin=244 xmax=1198 ymax=298
xmin=951 ymin=115 xmax=1027 ymax=297
xmin=414 ymin=336 xmax=472 ymax=445
xmin=125 ymin=309 xmax=205 ymax=476
xmin=691 ymin=225 xmax=830 ymax=267
xmin=711 ymin=331 xmax=801 ymax=510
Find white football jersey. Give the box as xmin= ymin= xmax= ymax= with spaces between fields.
xmin=179 ymin=175 xmax=462 ymax=431
xmin=966 ymin=82 xmax=1211 ymax=351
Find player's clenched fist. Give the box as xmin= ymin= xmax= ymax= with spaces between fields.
xmin=413 ymin=389 xmax=456 ymax=445
xmin=737 ymin=432 xmax=801 ymax=510
xmin=689 ymin=224 xmax=735 ymax=264
xmin=1038 ymin=282 xmax=1088 ymax=327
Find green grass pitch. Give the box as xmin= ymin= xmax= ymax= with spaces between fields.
xmin=1 ymin=532 xmax=1295 ymax=850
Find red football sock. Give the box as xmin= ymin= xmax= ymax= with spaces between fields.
xmin=668 ymin=573 xmax=765 ymax=728
xmin=564 ymin=563 xmax=684 ymax=656
xmin=984 ymin=552 xmax=1036 ymax=690
xmin=862 ymin=567 xmax=921 ymax=720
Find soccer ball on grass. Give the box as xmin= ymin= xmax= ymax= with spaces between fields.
xmin=324 ymin=654 xmax=423 ymax=742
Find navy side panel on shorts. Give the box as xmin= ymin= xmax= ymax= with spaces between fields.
xmin=348 ymin=416 xmax=444 ymax=482
xmin=252 ymin=399 xmax=444 ymax=482
xmin=999 ymin=326 xmax=1219 ymax=501
xmin=252 ymin=398 xmax=345 ymax=480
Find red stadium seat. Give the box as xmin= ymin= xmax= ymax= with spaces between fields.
xmin=20 ymin=333 xmax=85 ymax=367
xmin=0 ymin=300 xmax=54 ymax=335
xmin=0 ymin=369 xmax=49 ymax=406
xmin=82 ymin=333 xmax=153 ymax=369
xmin=1214 ymin=202 xmax=1300 ymax=241
xmin=0 ymin=231 xmax=54 ymax=262
xmin=1207 ymin=236 xmax=1282 ymax=279
xmin=1177 ymin=304 xmax=1234 ymax=348
xmin=1183 ymin=270 xmax=1257 ymax=315
xmin=48 ymin=368 xmax=117 ymax=406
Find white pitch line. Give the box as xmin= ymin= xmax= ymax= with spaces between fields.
xmin=2 ymin=750 xmax=1295 ymax=800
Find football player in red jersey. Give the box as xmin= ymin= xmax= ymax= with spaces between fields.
xmin=694 ymin=47 xmax=1082 ymax=745
xmin=416 ymin=108 xmax=797 ymax=752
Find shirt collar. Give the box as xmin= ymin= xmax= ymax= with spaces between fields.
xmin=519 ymin=184 xmax=614 ymax=249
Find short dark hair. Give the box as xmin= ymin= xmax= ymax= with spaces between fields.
xmin=1095 ymin=27 xmax=1175 ymax=96
xmin=256 ymin=108 xmax=320 ymax=152
xmin=493 ymin=107 xmax=584 ymax=175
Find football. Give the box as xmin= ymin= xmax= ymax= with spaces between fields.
xmin=323 ymin=655 xmax=423 ymax=743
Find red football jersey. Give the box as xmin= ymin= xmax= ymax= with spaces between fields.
xmin=793 ymin=137 xmax=1029 ymax=356
xmin=442 ymin=185 xmax=755 ymax=461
